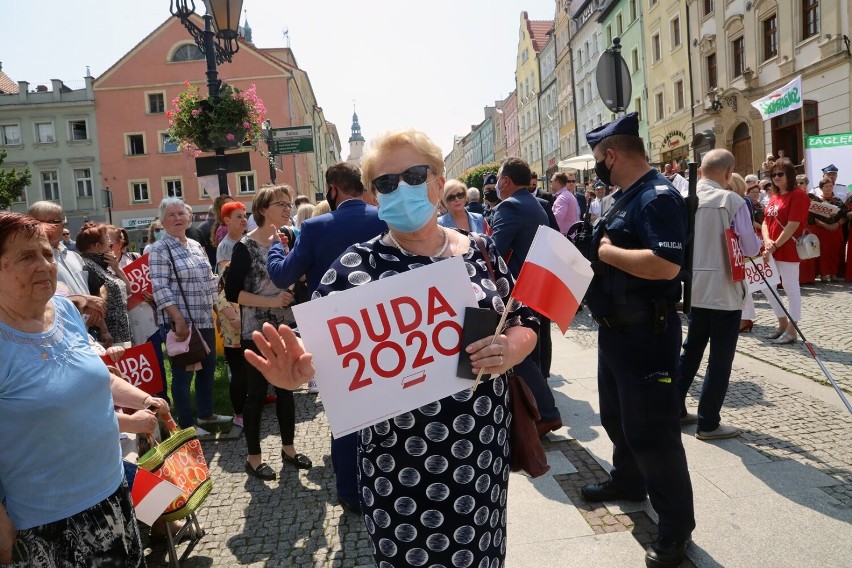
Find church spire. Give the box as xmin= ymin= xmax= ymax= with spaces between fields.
xmin=241 ymin=10 xmax=253 ymax=44
xmin=349 ymin=107 xmax=365 ymax=143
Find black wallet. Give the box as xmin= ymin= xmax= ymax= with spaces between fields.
xmin=457 ymin=307 xmax=502 ymax=380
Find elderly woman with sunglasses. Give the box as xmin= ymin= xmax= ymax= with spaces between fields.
xmin=761 ymin=158 xmax=811 ymax=344
xmin=245 ymin=129 xmax=538 ymax=568
xmin=438 ymin=179 xmax=489 ymax=234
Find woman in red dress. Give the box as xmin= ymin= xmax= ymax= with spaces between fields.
xmin=761 ymin=158 xmax=811 ymax=344
xmin=810 ymin=177 xmax=847 ymax=282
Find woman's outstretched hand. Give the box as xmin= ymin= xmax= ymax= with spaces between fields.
xmin=244 ymin=322 xmax=315 ymax=390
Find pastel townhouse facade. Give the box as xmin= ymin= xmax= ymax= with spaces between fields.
xmin=555 ymin=0 xmax=577 ymax=162
xmin=687 ymin=0 xmax=849 ymax=176
xmin=516 ymin=12 xmax=553 ymax=176
xmin=571 ymin=0 xmax=610 ymax=156
xmin=492 ymin=99 xmax=507 ymax=164
xmin=598 ymin=0 xmax=649 ymax=151
xmin=539 ymin=33 xmax=560 ymax=187
xmin=643 ymin=0 xmax=692 ymax=168
xmin=503 ymin=89 xmax=520 ymax=159
xmin=0 ymin=75 xmax=106 ymax=235
xmin=444 ymin=136 xmax=465 ymax=180
xmin=94 ymin=16 xmax=330 ymax=238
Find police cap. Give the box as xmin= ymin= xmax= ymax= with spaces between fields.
xmin=586 ymin=112 xmax=640 ymax=150
xmin=483 ymin=173 xmax=498 ymax=186
xmin=822 ymin=164 xmax=839 ymax=174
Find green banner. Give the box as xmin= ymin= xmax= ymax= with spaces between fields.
xmin=805 ymin=133 xmax=852 ymax=149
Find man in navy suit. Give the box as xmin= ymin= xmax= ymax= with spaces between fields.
xmin=267 ymin=162 xmax=386 ymax=514
xmin=491 ymin=157 xmax=563 ymax=437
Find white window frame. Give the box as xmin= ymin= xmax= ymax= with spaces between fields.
xmin=159 ymin=131 xmax=179 ymax=153
xmin=41 ymin=170 xmax=60 ymax=201
xmin=34 ymin=121 xmax=56 ymax=144
xmin=0 ymin=123 xmax=22 ymax=146
xmin=126 ymin=132 xmax=147 ymax=156
xmin=652 ymin=32 xmax=662 ymax=62
xmin=68 ymin=119 xmax=89 ymax=142
xmin=163 ymin=177 xmax=183 ymax=198
xmin=237 ymin=171 xmax=257 ymax=195
xmin=146 ymin=91 xmax=166 ymax=114
xmin=670 ymin=15 xmax=682 ymax=49
xmin=129 ymin=179 xmax=151 ymax=204
xmin=74 ymin=168 xmax=93 ymax=197
xmin=673 ymin=79 xmax=685 ymax=111
xmin=655 ymin=90 xmax=665 ymax=121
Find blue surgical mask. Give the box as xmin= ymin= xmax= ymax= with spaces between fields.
xmin=377 ymin=181 xmax=436 ymax=233
xmin=154 ymin=229 xmax=164 ymax=241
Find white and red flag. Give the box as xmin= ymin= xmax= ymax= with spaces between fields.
xmin=130 ymin=468 xmax=183 ymax=526
xmin=511 ymin=226 xmax=594 ymax=333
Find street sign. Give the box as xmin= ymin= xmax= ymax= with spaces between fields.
xmin=194 ymin=152 xmax=252 ymax=177
xmin=596 ymin=37 xmax=632 ymax=114
xmin=269 ymin=126 xmax=314 ymax=155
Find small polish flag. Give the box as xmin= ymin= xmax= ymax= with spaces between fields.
xmin=130 ymin=468 xmax=183 ymax=526
xmin=511 ymin=226 xmax=594 ymax=333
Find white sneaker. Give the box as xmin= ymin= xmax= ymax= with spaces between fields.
xmin=194 ymin=425 xmax=211 ymax=437
xmin=696 ymin=423 xmax=739 ymax=441
xmin=198 ymin=414 xmax=233 ymax=425
xmin=307 ymin=380 xmax=319 ymax=394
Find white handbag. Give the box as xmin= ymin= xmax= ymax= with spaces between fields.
xmin=795 ymin=230 xmax=820 ymax=260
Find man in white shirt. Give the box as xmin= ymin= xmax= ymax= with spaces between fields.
xmin=588 ymin=180 xmax=607 ymax=222
xmin=28 ymin=201 xmax=106 ymax=327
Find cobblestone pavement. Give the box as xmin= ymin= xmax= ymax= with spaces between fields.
xmin=144 ymin=282 xmax=851 ymax=567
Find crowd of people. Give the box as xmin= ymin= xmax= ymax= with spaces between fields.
xmin=1 ymin=110 xmax=849 ymax=567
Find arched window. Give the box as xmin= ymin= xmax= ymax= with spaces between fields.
xmin=171 ymin=44 xmax=205 ymax=62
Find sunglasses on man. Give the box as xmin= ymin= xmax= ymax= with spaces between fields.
xmin=372 ymin=165 xmax=432 ymax=194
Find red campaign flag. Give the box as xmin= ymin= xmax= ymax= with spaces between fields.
xmin=725 ymin=229 xmax=746 ymax=282
xmin=130 ymin=468 xmax=183 ymax=526
xmin=122 ymin=254 xmax=151 ymax=310
xmin=100 ymin=342 xmax=163 ymax=395
xmin=511 ymin=226 xmax=594 ymax=334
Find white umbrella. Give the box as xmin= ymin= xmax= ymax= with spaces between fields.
xmin=557 ymin=154 xmax=596 ymax=170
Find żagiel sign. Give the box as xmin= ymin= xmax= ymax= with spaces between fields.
xmin=751 ymin=76 xmax=803 ymax=121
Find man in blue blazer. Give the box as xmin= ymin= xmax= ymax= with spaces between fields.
xmin=491 ymin=157 xmax=563 ymax=437
xmin=267 ymin=162 xmax=386 ymax=514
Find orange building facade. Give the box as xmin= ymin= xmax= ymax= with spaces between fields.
xmin=94 ymin=16 xmax=331 ymax=240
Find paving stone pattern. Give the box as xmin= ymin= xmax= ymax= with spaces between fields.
xmin=144 ymin=283 xmax=850 ymax=566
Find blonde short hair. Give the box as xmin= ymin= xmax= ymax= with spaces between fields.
xmin=443 ymin=179 xmax=467 ymax=204
xmin=360 ymin=129 xmax=445 ymax=194
xmin=312 ymin=200 xmax=331 ymax=217
xmin=727 ymin=172 xmax=747 ymax=196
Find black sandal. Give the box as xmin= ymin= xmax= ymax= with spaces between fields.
xmin=245 ymin=461 xmax=276 ymax=480
xmin=282 ymin=451 xmax=312 ymax=470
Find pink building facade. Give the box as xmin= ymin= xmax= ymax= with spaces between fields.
xmin=94 ymin=16 xmax=318 ymax=234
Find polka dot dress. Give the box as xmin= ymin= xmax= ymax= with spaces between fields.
xmin=315 ymin=231 xmax=532 ymax=568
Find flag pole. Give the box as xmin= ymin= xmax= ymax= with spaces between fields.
xmin=471 ymin=297 xmax=516 ymax=392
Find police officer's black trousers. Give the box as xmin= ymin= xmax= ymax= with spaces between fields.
xmin=597 ymin=311 xmax=695 ymax=541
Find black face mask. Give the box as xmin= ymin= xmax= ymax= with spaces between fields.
xmin=327 ymin=187 xmax=338 ymax=211
xmin=483 ymin=189 xmax=499 ymax=203
xmin=595 ymin=157 xmax=613 ymax=187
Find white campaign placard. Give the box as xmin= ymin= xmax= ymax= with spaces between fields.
xmin=744 ymin=255 xmax=781 ymax=293
xmin=293 ymin=256 xmax=479 ymax=438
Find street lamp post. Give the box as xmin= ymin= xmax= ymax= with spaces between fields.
xmin=170 ymin=0 xmax=244 ymax=196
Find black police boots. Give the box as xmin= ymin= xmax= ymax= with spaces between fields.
xmin=580 ymin=480 xmax=647 ymax=502
xmin=645 ymin=536 xmax=691 ymax=568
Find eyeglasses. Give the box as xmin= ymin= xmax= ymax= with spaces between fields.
xmin=771 ymin=172 xmax=786 ymax=178
xmin=446 ymin=192 xmax=466 ymax=203
xmin=566 ymin=179 xmax=577 ymax=183
xmin=371 ymin=165 xmax=431 ymax=194
xmin=62 ymin=231 xmax=71 ymax=236
xmin=270 ymin=201 xmax=293 ymax=210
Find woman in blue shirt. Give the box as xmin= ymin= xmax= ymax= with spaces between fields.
xmin=437 ymin=179 xmax=489 ymax=234
xmin=0 ymin=212 xmax=168 ymax=566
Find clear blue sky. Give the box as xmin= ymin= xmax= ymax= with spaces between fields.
xmin=0 ymin=0 xmax=557 ymax=157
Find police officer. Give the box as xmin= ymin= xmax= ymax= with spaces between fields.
xmin=481 ymin=173 xmax=500 ymax=226
xmin=580 ymin=113 xmax=695 ymax=568
xmin=821 ymin=164 xmax=848 ymax=201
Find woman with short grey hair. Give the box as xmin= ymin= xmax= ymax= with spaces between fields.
xmin=149 ymin=198 xmax=231 ymax=433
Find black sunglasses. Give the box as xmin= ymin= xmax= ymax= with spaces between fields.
xmin=771 ymin=172 xmax=786 ymax=178
xmin=372 ymin=165 xmax=431 ymax=194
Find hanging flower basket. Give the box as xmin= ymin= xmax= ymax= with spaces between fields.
xmin=166 ymin=82 xmax=266 ymax=154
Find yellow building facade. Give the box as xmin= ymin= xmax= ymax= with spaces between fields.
xmin=643 ymin=0 xmax=692 ymax=168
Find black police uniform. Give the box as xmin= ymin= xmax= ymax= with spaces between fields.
xmin=586 ymin=168 xmax=696 ymax=543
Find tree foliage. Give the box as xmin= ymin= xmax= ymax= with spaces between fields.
xmin=457 ymin=162 xmax=501 ymax=190
xmin=0 ymin=149 xmax=30 ymax=210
